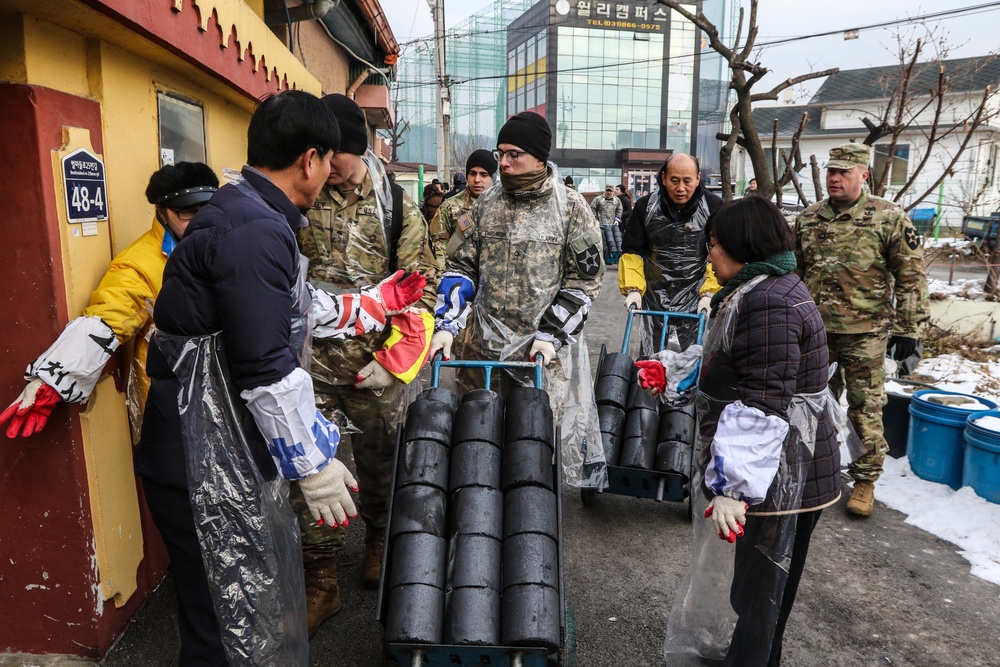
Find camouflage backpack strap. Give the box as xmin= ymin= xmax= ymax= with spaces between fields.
xmin=389 ymin=182 xmax=404 ymax=271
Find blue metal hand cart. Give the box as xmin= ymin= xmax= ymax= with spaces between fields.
xmin=377 ymin=354 xmax=575 ymax=667
xmin=581 ymin=307 xmax=705 ymax=512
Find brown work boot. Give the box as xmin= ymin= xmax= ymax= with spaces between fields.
xmin=305 ymin=557 xmax=341 ymax=638
xmin=846 ymin=480 xmax=875 ymax=517
xmin=363 ymin=524 xmax=385 ymax=590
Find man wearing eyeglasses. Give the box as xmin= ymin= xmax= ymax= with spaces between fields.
xmin=1 ymin=162 xmax=219 ymax=441
xmin=430 ymin=111 xmax=604 ymax=394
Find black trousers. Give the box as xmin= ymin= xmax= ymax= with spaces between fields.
xmin=724 ymin=509 xmax=822 ymax=667
xmin=141 ymin=478 xmax=228 ymax=667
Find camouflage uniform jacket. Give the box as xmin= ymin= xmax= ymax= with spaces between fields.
xmin=299 ymin=176 xmax=442 ymax=385
xmin=444 ymin=174 xmax=604 ymax=356
xmin=590 ymin=194 xmax=622 ymax=226
xmin=429 ymin=189 xmax=475 ymax=259
xmin=794 ymin=192 xmax=929 ymax=336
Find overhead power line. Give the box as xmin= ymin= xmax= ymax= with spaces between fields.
xmin=395 ymin=0 xmax=1000 ymax=89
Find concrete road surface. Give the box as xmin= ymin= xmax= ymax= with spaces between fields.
xmin=8 ymin=266 xmax=1000 ymax=667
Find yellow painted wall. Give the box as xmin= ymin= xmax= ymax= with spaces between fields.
xmin=11 ymin=8 xmax=254 ymax=608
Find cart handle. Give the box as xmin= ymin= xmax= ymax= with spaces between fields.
xmin=430 ymin=351 xmax=545 ymax=389
xmin=622 ymin=305 xmax=707 ymax=354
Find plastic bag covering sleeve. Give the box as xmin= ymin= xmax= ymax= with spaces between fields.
xmin=701 ymin=264 xmax=720 ymax=295
xmin=309 ymin=283 xmax=387 ymax=339
xmin=538 ymin=287 xmax=592 ymax=346
xmin=650 ymin=346 xmax=703 ymax=404
xmin=373 ymin=309 xmax=433 ymax=383
xmin=240 ymin=367 xmax=339 ymax=480
xmin=703 ymin=401 xmax=788 ymax=505
xmin=25 ymin=315 xmax=120 ymax=403
xmin=434 ymin=271 xmax=476 ymax=335
xmin=618 ymin=252 xmax=646 ymax=295
xmin=156 ymin=331 xmax=308 ymax=666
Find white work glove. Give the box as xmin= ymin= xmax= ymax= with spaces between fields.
xmin=429 ymin=330 xmax=455 ymax=361
xmin=298 ymin=458 xmax=358 ymax=527
xmin=529 ymin=339 xmax=556 ymax=366
xmin=624 ymin=290 xmax=642 ymax=311
xmin=354 ymin=359 xmax=396 ymax=390
xmin=705 ymin=495 xmax=748 ymax=543
xmin=698 ymin=294 xmax=713 ymax=316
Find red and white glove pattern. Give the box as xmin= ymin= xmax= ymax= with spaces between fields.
xmin=1 ymin=379 xmax=63 ymax=438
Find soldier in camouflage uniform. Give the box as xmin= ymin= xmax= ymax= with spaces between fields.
xmin=429 ymin=111 xmax=604 ymax=397
xmin=292 ymin=94 xmax=442 ymax=636
xmin=428 ymin=148 xmax=497 ymax=259
xmin=794 ymin=143 xmax=929 ymax=517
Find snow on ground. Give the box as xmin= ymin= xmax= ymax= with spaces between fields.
xmin=927 ymin=276 xmax=990 ymax=301
xmin=872 ymin=352 xmax=1000 ymax=590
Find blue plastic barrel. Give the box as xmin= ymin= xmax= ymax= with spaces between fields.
xmin=964 ymin=410 xmax=1000 ymax=503
xmin=906 ymin=390 xmax=997 ymax=490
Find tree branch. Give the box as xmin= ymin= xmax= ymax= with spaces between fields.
xmin=749 ymin=68 xmax=839 ymax=102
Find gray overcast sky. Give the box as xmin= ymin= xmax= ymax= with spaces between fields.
xmin=378 ymin=1 xmax=999 ymax=100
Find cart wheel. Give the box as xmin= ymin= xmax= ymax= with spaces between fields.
xmin=561 ymin=601 xmax=577 ymax=667
xmin=580 ymin=488 xmax=597 ymax=508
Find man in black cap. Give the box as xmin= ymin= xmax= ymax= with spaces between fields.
xmin=430 ymin=110 xmax=604 ymax=394
xmin=294 ymin=93 xmax=442 ymax=633
xmin=429 ymin=148 xmax=497 ymax=259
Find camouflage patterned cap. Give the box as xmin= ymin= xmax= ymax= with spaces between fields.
xmin=827 ymin=143 xmax=871 ymax=170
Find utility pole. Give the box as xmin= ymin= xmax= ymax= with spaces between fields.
xmin=430 ymin=0 xmax=450 ymax=184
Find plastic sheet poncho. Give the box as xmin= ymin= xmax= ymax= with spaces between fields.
xmin=452 ymin=163 xmax=605 ymax=489
xmin=636 ymin=188 xmax=711 ymax=354
xmin=153 ymin=253 xmax=317 ymax=666
xmin=663 ymin=275 xmax=846 ymax=665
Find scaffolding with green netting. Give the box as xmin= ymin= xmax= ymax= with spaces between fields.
xmin=392 ymin=0 xmax=535 ymax=170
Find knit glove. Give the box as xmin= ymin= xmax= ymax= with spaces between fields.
xmin=355 ymin=359 xmax=396 ymax=390
xmin=705 ymin=495 xmax=748 ymax=543
xmin=624 ymin=291 xmax=642 ymax=311
xmin=1 ymin=379 xmax=63 ymax=438
xmin=635 ymin=359 xmax=667 ymax=395
xmin=889 ymin=336 xmax=919 ymax=361
xmin=429 ymin=330 xmax=455 ymax=361
xmin=529 ymin=339 xmax=556 ymax=366
xmin=375 ymin=270 xmax=427 ymax=315
xmin=298 ymin=458 xmax=359 ymax=527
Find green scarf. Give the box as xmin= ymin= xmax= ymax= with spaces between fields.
xmin=709 ymin=250 xmax=798 ymax=316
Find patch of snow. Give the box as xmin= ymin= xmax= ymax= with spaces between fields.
xmin=878 ymin=457 xmax=1000 ymax=588
xmin=971 ymin=415 xmax=1000 ymax=433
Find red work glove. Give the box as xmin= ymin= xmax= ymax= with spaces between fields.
xmin=635 ymin=359 xmax=667 ymax=395
xmin=377 ymin=270 xmax=427 ymax=315
xmin=1 ymin=379 xmax=63 ymax=438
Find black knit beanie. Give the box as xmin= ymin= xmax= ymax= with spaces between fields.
xmin=466 ymin=149 xmax=498 ymax=175
xmin=496 ymin=111 xmax=551 ymax=163
xmin=321 ymin=93 xmax=368 ymax=155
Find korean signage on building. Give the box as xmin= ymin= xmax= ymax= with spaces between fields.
xmin=554 ymin=0 xmax=673 ymax=33
xmin=62 ymin=148 xmax=109 ymax=224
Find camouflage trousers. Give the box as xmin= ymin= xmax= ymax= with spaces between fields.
xmin=291 ymin=381 xmax=407 ymax=561
xmin=827 ymin=330 xmax=889 ymax=483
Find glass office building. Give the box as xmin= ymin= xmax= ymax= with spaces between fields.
xmin=508 ymin=0 xmax=730 ymax=193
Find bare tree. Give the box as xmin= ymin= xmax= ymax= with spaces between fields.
xmin=384 ymin=98 xmax=410 ymax=164
xmin=856 ymin=27 xmax=1000 ymax=211
xmin=656 ymin=0 xmax=837 ymax=200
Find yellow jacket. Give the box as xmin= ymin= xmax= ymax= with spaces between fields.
xmin=82 ymin=217 xmax=167 ymax=438
xmin=618 ymin=253 xmax=720 ymax=296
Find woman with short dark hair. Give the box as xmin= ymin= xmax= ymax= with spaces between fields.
xmin=651 ymin=197 xmax=841 ymax=667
